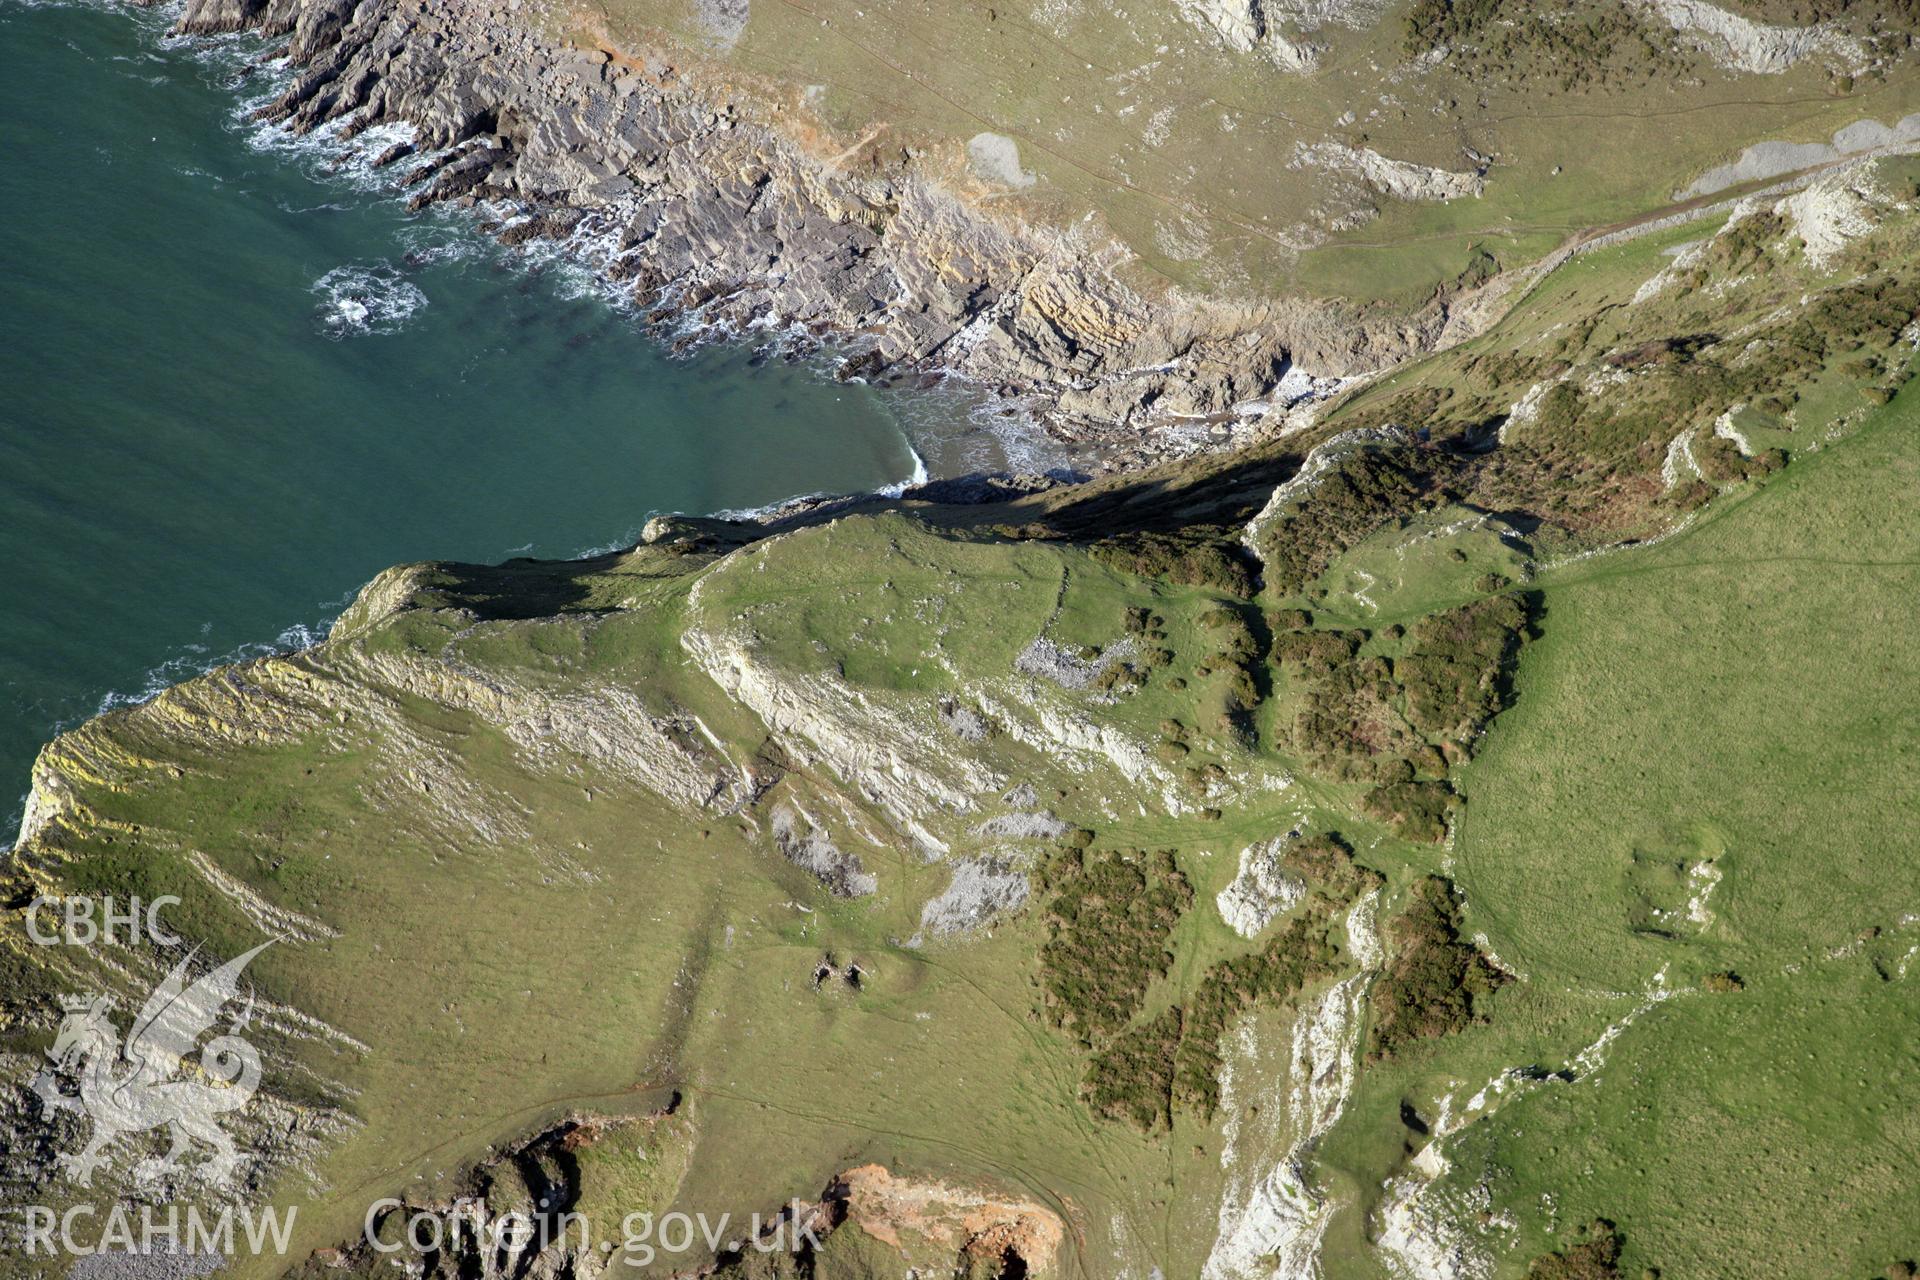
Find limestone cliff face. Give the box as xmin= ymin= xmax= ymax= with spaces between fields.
xmin=158 ymin=0 xmax=1475 ymax=446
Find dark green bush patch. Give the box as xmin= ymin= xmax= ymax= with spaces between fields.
xmin=1172 ymin=915 xmax=1340 ymax=1117
xmin=1271 ymin=595 xmax=1530 ymax=795
xmin=1082 ymin=1007 xmax=1183 ymax=1132
xmin=1368 ymin=876 xmax=1505 ymax=1060
xmin=1270 ymin=626 xmax=1363 ymax=671
xmin=1695 ymin=433 xmax=1789 ymax=486
xmin=1402 ymin=0 xmax=1684 ymax=91
xmin=1165 ymin=836 xmax=1381 ymax=1120
xmin=1091 ymin=660 xmax=1149 ymax=695
xmin=1089 ymin=527 xmax=1257 ymax=597
xmin=1057 ymin=840 xmax=1372 ymax=1128
xmin=1398 ymin=593 xmax=1530 ymax=751
xmin=1194 ymin=604 xmax=1269 ymax=742
xmin=1037 ymin=848 xmax=1192 ymax=1043
xmin=1256 ymin=445 xmax=1454 ymax=598
xmin=1524 ymin=1219 xmax=1628 ymax=1280
xmin=1283 ymin=832 xmax=1386 ymax=907
xmin=1362 ymin=780 xmax=1458 ymax=844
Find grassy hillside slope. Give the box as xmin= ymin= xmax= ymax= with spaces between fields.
xmin=4 ymin=155 xmax=1919 ymax=1280
xmin=1448 ymin=390 xmax=1920 ymax=1276
xmin=1310 ymin=365 xmax=1920 ymax=1280
xmin=560 ymin=0 xmax=1920 ymax=306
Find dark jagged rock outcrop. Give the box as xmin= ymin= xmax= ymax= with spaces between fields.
xmin=159 ymin=0 xmax=1487 ymax=452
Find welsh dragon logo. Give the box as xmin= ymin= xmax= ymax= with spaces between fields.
xmin=32 ymin=941 xmax=272 ymax=1188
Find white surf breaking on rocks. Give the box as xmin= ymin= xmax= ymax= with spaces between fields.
xmin=877 ymin=443 xmax=931 ymax=498
xmin=193 ymin=17 xmax=1068 ymax=489
xmin=311 ymin=262 xmax=428 ymax=337
xmin=4 ymin=602 xmax=345 ymax=849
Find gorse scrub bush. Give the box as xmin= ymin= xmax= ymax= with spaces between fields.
xmin=1081 ymin=1007 xmax=1183 ymax=1131
xmin=1270 ymin=624 xmax=1362 ymax=672
xmin=1171 ymin=835 xmax=1379 ymax=1116
xmin=1524 ymin=1219 xmax=1630 ymax=1279
xmin=1269 ymin=594 xmax=1530 ymax=816
xmin=1403 ymin=0 xmax=1684 ymax=89
xmin=1172 ymin=915 xmax=1338 ymax=1117
xmin=1399 ymin=593 xmax=1529 ymax=749
xmin=1362 ymin=779 xmax=1457 ymax=843
xmin=1037 ymin=846 xmax=1195 ymax=1130
xmin=1037 ymin=848 xmax=1191 ymax=1043
xmin=1283 ymin=833 xmax=1386 ymax=906
xmin=1061 ymin=835 xmax=1377 ymax=1128
xmin=1089 ymin=527 xmax=1256 ymax=597
xmin=1258 ymin=446 xmax=1447 ymax=598
xmin=1369 ymin=876 xmax=1504 ymax=1060
xmin=1198 ymin=604 xmax=1267 ymax=741
xmin=1052 ymin=840 xmax=1382 ymax=1128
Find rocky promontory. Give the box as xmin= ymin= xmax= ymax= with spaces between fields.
xmin=156 ymin=0 xmax=1497 ymax=456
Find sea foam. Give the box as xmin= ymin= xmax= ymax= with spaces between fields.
xmin=311 ymin=262 xmax=428 ymax=337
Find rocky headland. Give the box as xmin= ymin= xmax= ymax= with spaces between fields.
xmin=152 ymin=0 xmax=1512 ymax=463
xmin=9 ymin=5 xmax=1920 ymax=1278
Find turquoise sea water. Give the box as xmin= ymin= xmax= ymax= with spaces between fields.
xmin=0 ymin=1 xmax=1020 ymax=839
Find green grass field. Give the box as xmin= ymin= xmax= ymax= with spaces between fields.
xmin=560 ymin=0 xmax=1920 ymax=306
xmin=1444 ymin=391 xmax=1920 ymax=1276
xmin=7 ymin=166 xmax=1920 ymax=1279
xmin=1294 ymin=359 xmax=1920 ymax=1279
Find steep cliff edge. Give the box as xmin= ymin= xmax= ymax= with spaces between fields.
xmin=6 ymin=188 xmax=1920 ymax=1278
xmin=148 ymin=0 xmax=1920 ymax=455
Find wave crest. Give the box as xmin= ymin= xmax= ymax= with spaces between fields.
xmin=311 ymin=261 xmax=426 ymax=337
